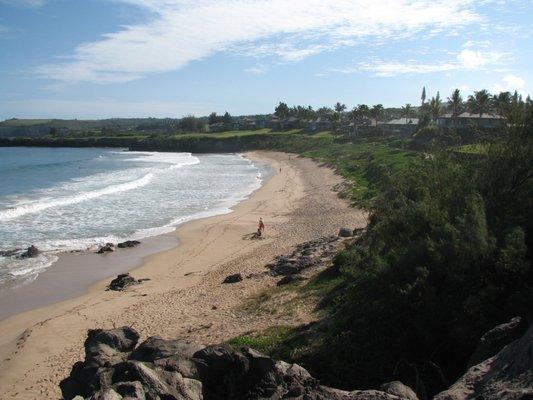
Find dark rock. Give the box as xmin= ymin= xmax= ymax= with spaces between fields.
xmin=338 ymin=228 xmax=353 ymax=237
xmin=19 ymin=245 xmax=39 ymax=258
xmin=273 ymin=262 xmax=299 ymax=276
xmin=130 ymin=337 xmax=202 ymax=363
xmin=0 ymin=248 xmax=22 ymax=257
xmin=380 ymin=381 xmax=419 ymax=400
xmin=117 ymin=240 xmax=141 ymax=249
xmin=114 ymin=381 xmax=145 ymax=399
xmin=467 ymin=316 xmax=526 ymax=367
xmin=108 ymin=273 xmax=138 ymax=291
xmin=61 ymin=324 xmax=406 ymax=400
xmin=435 ymin=323 xmax=533 ymax=400
xmin=97 ymin=243 xmax=115 ymax=254
xmin=222 ymin=273 xmax=243 ymax=284
xmin=277 ymin=275 xmax=306 ymax=286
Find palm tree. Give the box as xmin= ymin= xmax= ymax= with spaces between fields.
xmin=447 ymin=89 xmax=463 ymax=117
xmin=428 ymin=92 xmax=443 ymax=121
xmin=467 ymin=89 xmax=492 ymax=117
xmin=357 ymin=104 xmax=370 ymax=119
xmin=401 ymin=103 xmax=413 ymax=123
xmin=370 ymin=104 xmax=384 ymax=122
xmin=492 ymin=91 xmax=511 ymax=118
xmin=334 ymin=102 xmax=347 ymax=113
xmin=447 ymin=89 xmax=463 ymax=128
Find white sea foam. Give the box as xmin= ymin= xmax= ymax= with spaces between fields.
xmin=0 ymin=172 xmax=154 ymax=221
xmin=0 ymin=151 xmax=268 ymax=288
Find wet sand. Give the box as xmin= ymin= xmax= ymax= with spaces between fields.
xmin=0 ymin=151 xmax=366 ymax=399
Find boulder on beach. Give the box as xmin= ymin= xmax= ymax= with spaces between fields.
xmin=97 ymin=243 xmax=115 ymax=254
xmin=222 ymin=273 xmax=243 ymax=284
xmin=117 ymin=240 xmax=141 ymax=249
xmin=338 ymin=227 xmax=353 ymax=237
xmin=60 ymin=327 xmax=403 ymax=400
xmin=19 ymin=245 xmax=39 ymax=258
xmin=107 ymin=273 xmax=138 ymax=291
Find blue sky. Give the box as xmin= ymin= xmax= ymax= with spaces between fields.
xmin=0 ymin=0 xmax=531 ymax=119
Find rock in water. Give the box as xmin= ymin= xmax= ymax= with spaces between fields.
xmin=60 ymin=327 xmax=403 ymax=400
xmin=222 ymin=273 xmax=243 ymax=284
xmin=97 ymin=243 xmax=115 ymax=254
xmin=338 ymin=227 xmax=353 ymax=237
xmin=108 ymin=273 xmax=138 ymax=291
xmin=117 ymin=240 xmax=141 ymax=249
xmin=19 ymin=245 xmax=39 ymax=258
xmin=435 ymin=323 xmax=533 ymax=400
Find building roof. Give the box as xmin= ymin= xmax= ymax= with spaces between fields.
xmin=439 ymin=112 xmax=504 ymax=119
xmin=382 ymin=118 xmax=419 ymax=125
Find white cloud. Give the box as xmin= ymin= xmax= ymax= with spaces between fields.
xmin=0 ymin=98 xmax=212 ymax=119
xmin=503 ymin=74 xmax=525 ymax=89
xmin=492 ymin=74 xmax=525 ymax=93
xmin=337 ymin=47 xmax=506 ymax=77
xmin=35 ymin=0 xmax=484 ymax=84
xmin=245 ymin=64 xmax=268 ymax=75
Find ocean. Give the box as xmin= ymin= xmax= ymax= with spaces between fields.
xmin=0 ymin=147 xmax=266 ymax=288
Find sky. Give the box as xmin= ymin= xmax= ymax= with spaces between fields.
xmin=0 ymin=0 xmax=531 ymax=119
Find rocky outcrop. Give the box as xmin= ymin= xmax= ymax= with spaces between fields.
xmin=223 ymin=273 xmax=243 ymax=284
xmin=434 ymin=322 xmax=533 ymax=400
xmin=117 ymin=240 xmax=141 ymax=249
xmin=61 ymin=327 xmax=405 ymax=400
xmin=107 ymin=273 xmax=139 ymax=291
xmin=467 ymin=316 xmax=526 ymax=367
xmin=267 ymin=236 xmax=339 ymax=278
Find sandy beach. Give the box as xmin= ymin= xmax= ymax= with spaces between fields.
xmin=0 ymin=151 xmax=366 ymax=399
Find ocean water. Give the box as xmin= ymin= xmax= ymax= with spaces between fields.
xmin=0 ymin=147 xmax=265 ymax=287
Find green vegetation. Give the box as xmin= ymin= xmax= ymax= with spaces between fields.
xmin=2 ymin=89 xmax=532 ymax=399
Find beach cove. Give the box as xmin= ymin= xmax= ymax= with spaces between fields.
xmin=0 ymin=151 xmax=366 ymax=399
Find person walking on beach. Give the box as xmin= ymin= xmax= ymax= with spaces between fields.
xmin=259 ymin=217 xmax=265 ymax=233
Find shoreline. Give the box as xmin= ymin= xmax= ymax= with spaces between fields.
xmin=0 ymin=151 xmax=366 ymax=399
xmin=0 ymin=152 xmax=272 ymax=322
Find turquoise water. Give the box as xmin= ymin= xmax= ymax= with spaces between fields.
xmin=0 ymin=147 xmax=264 ymax=286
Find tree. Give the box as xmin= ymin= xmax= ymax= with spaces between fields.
xmin=401 ymin=103 xmax=413 ymax=122
xmin=492 ymin=91 xmax=511 ymax=118
xmin=370 ymin=104 xmax=384 ymax=122
xmin=421 ymin=86 xmax=427 ymax=106
xmin=222 ymin=111 xmax=232 ymax=124
xmin=428 ymin=92 xmax=443 ymax=120
xmin=208 ymin=112 xmax=219 ymax=125
xmin=274 ymin=102 xmax=290 ymax=118
xmin=467 ymin=89 xmax=492 ymax=117
xmin=447 ymin=89 xmax=463 ymax=127
xmin=334 ymin=102 xmax=347 ymax=113
xmin=357 ymin=104 xmax=370 ymax=119
xmin=447 ymin=89 xmax=463 ymax=117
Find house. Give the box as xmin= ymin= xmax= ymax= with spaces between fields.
xmin=379 ymin=117 xmax=419 ymax=136
xmin=436 ymin=113 xmax=505 ymax=129
xmin=306 ymin=117 xmax=333 ymax=132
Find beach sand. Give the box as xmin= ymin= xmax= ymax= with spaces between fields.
xmin=0 ymin=151 xmax=366 ymax=399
